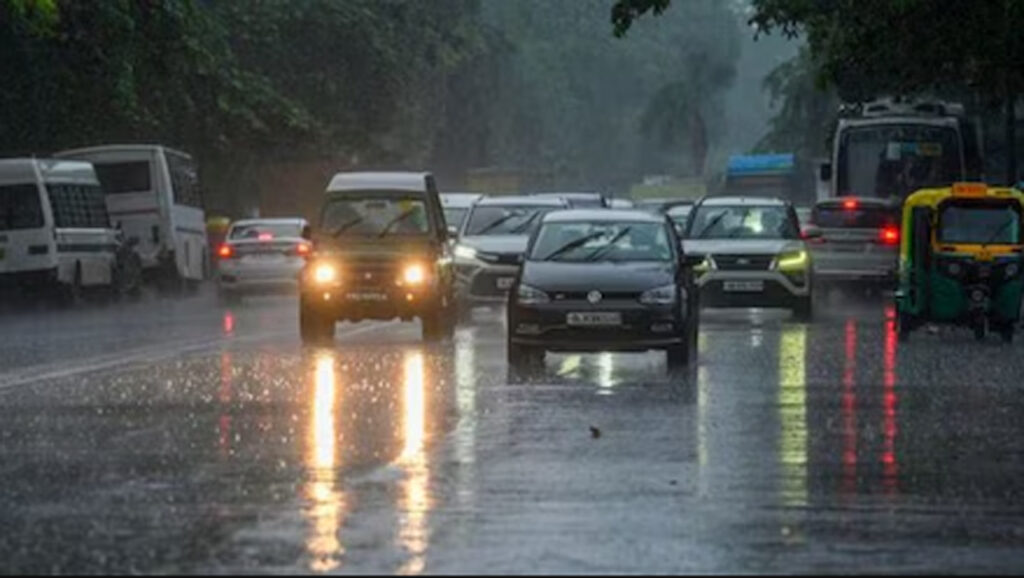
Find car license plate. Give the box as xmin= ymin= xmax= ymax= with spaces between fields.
xmin=723 ymin=280 xmax=764 ymax=293
xmin=496 ymin=277 xmax=515 ymax=290
xmin=347 ymin=292 xmax=388 ymax=302
xmin=567 ymin=312 xmax=622 ymax=326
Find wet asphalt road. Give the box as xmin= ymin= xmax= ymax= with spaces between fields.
xmin=2 ymin=289 xmax=1024 ymax=574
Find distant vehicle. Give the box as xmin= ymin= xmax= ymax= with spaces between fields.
xmin=820 ymin=98 xmax=983 ymax=203
xmin=54 ymin=145 xmax=209 ymax=289
xmin=454 ymin=195 xmax=568 ymax=322
xmin=507 ymin=208 xmax=700 ymax=376
xmin=808 ymin=197 xmax=901 ymax=289
xmin=636 ymin=198 xmax=695 ymax=233
xmin=683 ymin=196 xmax=817 ymax=320
xmin=215 ymin=218 xmax=311 ymax=302
xmin=299 ymin=172 xmax=455 ymax=343
xmin=0 ymin=158 xmax=127 ymax=302
xmin=440 ymin=192 xmax=484 ymax=236
xmin=529 ymin=192 xmax=608 ymax=208
xmin=725 ymin=154 xmax=801 ymax=201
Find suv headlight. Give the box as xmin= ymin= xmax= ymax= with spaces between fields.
xmin=516 ymin=283 xmax=549 ymax=305
xmin=312 ymin=262 xmax=339 ymax=284
xmin=454 ymin=244 xmax=478 ymax=260
xmin=775 ymin=250 xmax=808 ymax=271
xmin=640 ymin=284 xmax=677 ymax=305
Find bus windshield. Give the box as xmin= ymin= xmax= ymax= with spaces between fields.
xmin=838 ymin=124 xmax=961 ymax=201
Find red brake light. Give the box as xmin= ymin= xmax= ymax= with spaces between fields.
xmin=296 ymin=243 xmax=311 ymax=257
xmin=880 ymin=226 xmax=900 ymax=245
xmin=217 ymin=244 xmax=234 ymax=259
xmin=843 ymin=199 xmax=858 ymax=210
xmin=258 ymin=232 xmax=274 ymax=241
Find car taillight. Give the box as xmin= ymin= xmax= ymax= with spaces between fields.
xmin=880 ymin=226 xmax=900 ymax=245
xmin=295 ymin=243 xmax=312 ymax=257
xmin=218 ymin=244 xmax=235 ymax=259
xmin=258 ymin=232 xmax=274 ymax=241
xmin=843 ymin=198 xmax=858 ymax=210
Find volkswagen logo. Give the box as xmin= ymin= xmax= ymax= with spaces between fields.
xmin=737 ymin=258 xmax=750 ymax=265
xmin=587 ymin=290 xmax=603 ymax=304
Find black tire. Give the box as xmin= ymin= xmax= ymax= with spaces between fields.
xmin=973 ymin=321 xmax=986 ymax=342
xmin=56 ymin=264 xmax=83 ymax=308
xmin=508 ymin=342 xmax=544 ymax=378
xmin=666 ymin=341 xmax=690 ymax=373
xmin=1000 ymin=324 xmax=1014 ymax=344
xmin=792 ymin=294 xmax=813 ymax=322
xmin=300 ymin=303 xmax=334 ymax=345
xmin=114 ymin=254 xmax=143 ymax=301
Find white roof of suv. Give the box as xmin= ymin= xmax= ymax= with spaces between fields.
xmin=327 ymin=171 xmax=431 ymax=193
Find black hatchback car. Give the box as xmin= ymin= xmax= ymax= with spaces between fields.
xmin=507 ymin=209 xmax=700 ymax=375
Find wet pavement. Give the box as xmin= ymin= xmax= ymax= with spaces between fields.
xmin=1 ymin=290 xmax=1024 ymax=573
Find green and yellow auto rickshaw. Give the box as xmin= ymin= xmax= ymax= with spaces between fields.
xmin=896 ymin=183 xmax=1024 ymax=342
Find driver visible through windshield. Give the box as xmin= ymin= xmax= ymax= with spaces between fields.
xmin=688 ymin=205 xmax=799 ymax=240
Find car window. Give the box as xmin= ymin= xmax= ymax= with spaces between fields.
xmin=47 ymin=183 xmax=110 ymax=228
xmin=229 ymin=222 xmax=303 ymax=240
xmin=688 ymin=205 xmax=799 ymax=240
xmin=814 ymin=205 xmax=898 ymax=228
xmin=463 ymin=205 xmax=556 ymax=236
xmin=530 ymin=221 xmax=673 ymax=262
xmin=939 ymin=204 xmax=1021 ymax=244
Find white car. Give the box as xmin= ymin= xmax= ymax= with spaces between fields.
xmin=683 ymin=196 xmax=816 ymax=320
xmin=441 ymin=192 xmax=484 ymax=236
xmin=216 ymin=218 xmax=311 ymax=301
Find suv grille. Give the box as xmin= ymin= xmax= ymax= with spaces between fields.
xmin=714 ymin=254 xmax=774 ymax=271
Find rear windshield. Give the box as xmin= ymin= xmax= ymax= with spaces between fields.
xmin=93 ymin=161 xmax=152 ymax=194
xmin=47 ymin=183 xmax=110 ymax=228
xmin=0 ymin=184 xmax=44 ymax=231
xmin=813 ymin=205 xmax=899 ymax=229
xmin=464 ymin=205 xmax=558 ymax=236
xmin=229 ymin=222 xmax=303 ymax=240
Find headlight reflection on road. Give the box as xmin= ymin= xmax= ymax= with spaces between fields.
xmin=398 ymin=351 xmax=432 ymax=575
xmin=305 ymin=352 xmax=345 ymax=573
xmin=778 ymin=325 xmax=808 ymax=508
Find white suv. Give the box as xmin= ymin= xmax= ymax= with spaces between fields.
xmin=683 ymin=196 xmax=816 ymax=320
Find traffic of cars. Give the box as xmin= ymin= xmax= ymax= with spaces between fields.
xmin=4 ymin=146 xmax=1018 ymax=375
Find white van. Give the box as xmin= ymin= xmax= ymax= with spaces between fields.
xmin=0 ymin=158 xmax=119 ymax=299
xmin=54 ymin=145 xmax=208 ymax=286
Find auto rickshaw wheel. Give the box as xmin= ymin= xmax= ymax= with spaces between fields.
xmin=999 ymin=324 xmax=1014 ymax=344
xmin=973 ymin=320 xmax=987 ymax=342
xmin=897 ymin=311 xmax=912 ymax=342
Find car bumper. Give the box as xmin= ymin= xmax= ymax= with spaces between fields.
xmin=301 ymin=281 xmax=441 ymax=321
xmin=696 ymin=270 xmax=810 ymax=308
xmin=218 ymin=259 xmax=304 ymax=285
xmin=508 ymin=301 xmax=685 ymax=352
xmin=455 ymin=260 xmax=519 ymax=306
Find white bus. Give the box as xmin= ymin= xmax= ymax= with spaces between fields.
xmin=0 ymin=158 xmax=119 ymax=301
xmin=54 ymin=145 xmax=208 ymax=286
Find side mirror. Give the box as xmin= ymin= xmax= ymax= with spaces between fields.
xmin=801 ymin=225 xmax=823 ymax=240
xmin=819 ymin=162 xmax=833 ymax=182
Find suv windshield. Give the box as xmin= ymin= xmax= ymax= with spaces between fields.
xmin=531 ymin=221 xmax=673 ymax=262
xmin=688 ymin=205 xmax=799 ymax=240
xmin=939 ymin=203 xmax=1021 ymax=244
xmin=463 ymin=205 xmax=556 ymax=236
xmin=321 ymin=194 xmax=430 ymax=238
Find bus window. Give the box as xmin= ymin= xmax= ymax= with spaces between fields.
xmin=93 ymin=162 xmax=152 ymax=194
xmin=0 ymin=184 xmax=44 ymax=230
xmin=47 ymin=183 xmax=110 ymax=228
xmin=167 ymin=153 xmax=202 ymax=208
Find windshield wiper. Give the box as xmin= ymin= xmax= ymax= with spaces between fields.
xmin=508 ymin=211 xmax=541 ymax=234
xmin=542 ymin=232 xmax=605 ymax=261
xmin=330 ymin=216 xmax=364 ymax=237
xmin=696 ymin=211 xmax=729 ymax=239
xmin=981 ymin=217 xmax=1017 ymax=247
xmin=474 ymin=213 xmax=519 ymax=236
xmin=584 ymin=227 xmax=632 ymax=261
xmin=377 ymin=208 xmax=418 ymax=238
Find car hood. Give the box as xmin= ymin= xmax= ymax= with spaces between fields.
xmin=682 ymin=239 xmax=804 ymax=256
xmin=522 ymin=261 xmax=676 ymax=292
xmin=459 ymin=235 xmax=529 ymax=255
